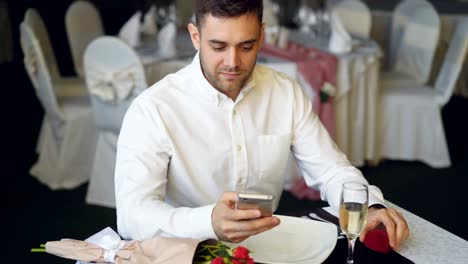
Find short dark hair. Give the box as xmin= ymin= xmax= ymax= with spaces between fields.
xmin=195 ymin=0 xmax=263 ymax=28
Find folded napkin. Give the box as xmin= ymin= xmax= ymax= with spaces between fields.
xmin=157 ymin=22 xmax=177 ymax=58
xmin=118 ymin=11 xmax=142 ymax=48
xmin=297 ymin=6 xmax=317 ymax=32
xmin=44 ymin=227 xmax=203 ymax=264
xmin=328 ymin=11 xmax=352 ymax=54
xmin=141 ymin=5 xmax=158 ymax=36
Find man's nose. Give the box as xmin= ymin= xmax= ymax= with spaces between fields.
xmin=224 ymin=48 xmax=240 ymax=69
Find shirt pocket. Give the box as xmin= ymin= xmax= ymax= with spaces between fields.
xmin=258 ymin=133 xmax=292 ymax=180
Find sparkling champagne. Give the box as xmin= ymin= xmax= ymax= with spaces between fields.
xmin=339 ymin=202 xmax=368 ymax=240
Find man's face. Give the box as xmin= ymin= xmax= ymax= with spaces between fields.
xmin=188 ymin=13 xmax=264 ymax=99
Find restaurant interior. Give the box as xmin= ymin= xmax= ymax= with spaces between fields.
xmin=2 ymin=0 xmax=468 ymax=263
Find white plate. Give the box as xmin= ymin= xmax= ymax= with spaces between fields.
xmin=232 ymin=215 xmax=337 ymax=264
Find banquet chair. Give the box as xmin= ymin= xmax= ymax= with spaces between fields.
xmin=378 ymin=17 xmax=468 ymax=168
xmin=380 ymin=4 xmax=440 ymax=90
xmin=24 ymin=8 xmax=87 ymax=98
xmin=20 ymin=23 xmax=97 ymax=189
xmin=387 ymin=0 xmax=432 ymax=70
xmin=65 ymin=0 xmax=104 ymax=78
xmin=84 ymin=36 xmax=147 ymax=207
xmin=331 ymin=0 xmax=371 ymax=38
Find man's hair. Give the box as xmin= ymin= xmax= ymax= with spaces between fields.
xmin=195 ymin=0 xmax=263 ymax=28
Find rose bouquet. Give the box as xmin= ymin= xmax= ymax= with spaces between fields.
xmin=193 ymin=240 xmax=254 ymax=264
xmin=31 ymin=227 xmax=254 ymax=264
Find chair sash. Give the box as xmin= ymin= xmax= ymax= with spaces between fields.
xmin=86 ymin=62 xmax=138 ymax=104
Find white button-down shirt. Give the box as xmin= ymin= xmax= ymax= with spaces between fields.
xmin=115 ymin=53 xmax=384 ymax=240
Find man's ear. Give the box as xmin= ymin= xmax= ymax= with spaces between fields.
xmin=259 ymin=23 xmax=265 ymax=45
xmin=187 ymin=23 xmax=200 ymax=51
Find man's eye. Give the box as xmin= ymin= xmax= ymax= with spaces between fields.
xmin=241 ymin=45 xmax=254 ymax=51
xmin=212 ymin=46 xmax=225 ymax=51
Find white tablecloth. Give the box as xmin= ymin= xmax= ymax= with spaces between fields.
xmin=334 ymin=40 xmax=382 ymax=167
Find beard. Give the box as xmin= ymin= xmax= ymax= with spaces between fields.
xmin=199 ymin=50 xmax=255 ymax=94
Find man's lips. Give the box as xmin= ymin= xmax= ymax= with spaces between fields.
xmin=220 ymin=72 xmax=242 ymax=79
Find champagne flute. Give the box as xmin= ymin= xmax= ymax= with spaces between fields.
xmin=339 ymin=182 xmax=369 ymax=264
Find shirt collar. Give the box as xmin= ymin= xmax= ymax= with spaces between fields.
xmin=189 ymin=52 xmax=256 ymax=105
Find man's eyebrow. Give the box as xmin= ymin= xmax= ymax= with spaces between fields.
xmin=208 ymin=39 xmax=258 ymax=45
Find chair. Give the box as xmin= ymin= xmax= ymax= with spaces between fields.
xmin=380 ymin=4 xmax=440 ymax=89
xmin=83 ymin=36 xmax=148 ymax=207
xmin=387 ymin=0 xmax=432 ymax=69
xmin=24 ymin=8 xmax=87 ymax=98
xmin=65 ymin=0 xmax=104 ymax=78
xmin=378 ymin=17 xmax=468 ymax=168
xmin=20 ymin=23 xmax=97 ymax=189
xmin=331 ymin=0 xmax=371 ymax=38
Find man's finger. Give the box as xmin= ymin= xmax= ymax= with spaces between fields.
xmin=388 ymin=209 xmax=409 ymax=249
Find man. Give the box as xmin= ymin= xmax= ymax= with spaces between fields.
xmin=115 ymin=0 xmax=409 ymax=249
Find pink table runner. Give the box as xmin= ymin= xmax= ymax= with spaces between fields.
xmin=259 ymin=42 xmax=338 ymax=139
xmin=260 ymin=43 xmax=338 ymax=201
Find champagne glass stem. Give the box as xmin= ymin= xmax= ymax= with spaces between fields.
xmin=347 ymin=238 xmax=357 ymax=264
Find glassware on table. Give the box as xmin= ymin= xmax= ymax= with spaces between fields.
xmin=339 ymin=182 xmax=369 ymax=264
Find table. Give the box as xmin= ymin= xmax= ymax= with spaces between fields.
xmin=263 ymin=30 xmax=382 ymax=167
xmin=300 ymin=201 xmax=468 ymax=263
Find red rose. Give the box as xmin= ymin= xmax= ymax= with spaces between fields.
xmin=211 ymin=256 xmax=224 ymax=264
xmin=232 ymin=259 xmax=242 ymax=264
xmin=247 ymin=257 xmax=255 ymax=264
xmin=233 ymin=246 xmax=250 ymax=259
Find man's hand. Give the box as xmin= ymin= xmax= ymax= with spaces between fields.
xmin=212 ymin=191 xmax=281 ymax=243
xmin=360 ymin=207 xmax=409 ymax=250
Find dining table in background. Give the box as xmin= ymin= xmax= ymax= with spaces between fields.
xmin=262 ymin=29 xmax=383 ymax=167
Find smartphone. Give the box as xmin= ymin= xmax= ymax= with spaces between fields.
xmin=235 ymin=193 xmax=274 ymax=217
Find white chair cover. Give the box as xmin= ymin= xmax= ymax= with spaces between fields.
xmin=118 ymin=11 xmax=142 ymax=48
xmin=388 ymin=0 xmax=431 ymax=69
xmin=84 ymin=36 xmax=147 ymax=207
xmin=391 ymin=5 xmax=440 ymax=85
xmin=332 ymin=0 xmax=371 ymax=38
xmin=378 ymin=17 xmax=468 ymax=168
xmin=20 ymin=23 xmax=97 ymax=189
xmin=65 ymin=0 xmax=104 ymax=77
xmin=24 ymin=8 xmax=87 ymax=98
xmin=433 ymin=17 xmax=468 ymax=106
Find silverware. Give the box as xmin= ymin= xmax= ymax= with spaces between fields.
xmin=307 ymin=213 xmax=346 ymax=239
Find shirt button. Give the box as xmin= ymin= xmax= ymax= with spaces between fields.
xmin=237 ymin=145 xmax=242 ymax=151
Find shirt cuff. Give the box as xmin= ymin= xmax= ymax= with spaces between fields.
xmin=189 ymin=204 xmax=217 ymax=239
xmin=368 ymin=185 xmax=386 ymax=207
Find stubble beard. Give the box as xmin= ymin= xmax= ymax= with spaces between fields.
xmin=199 ymin=51 xmax=254 ymax=94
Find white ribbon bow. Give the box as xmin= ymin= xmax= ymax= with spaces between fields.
xmin=80 ymin=227 xmax=128 ymax=264
xmin=86 ymin=62 xmax=137 ymax=104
